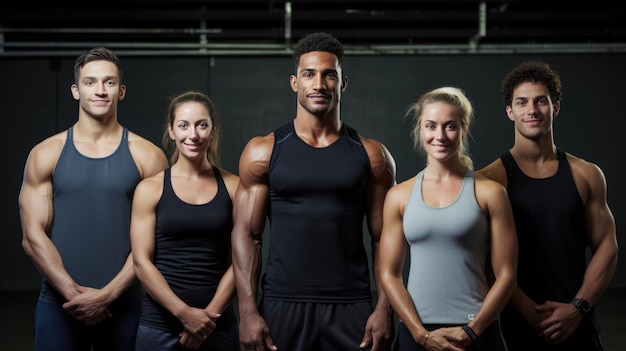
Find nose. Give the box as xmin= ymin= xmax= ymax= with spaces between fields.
xmin=313 ymin=74 xmax=326 ymax=90
xmin=95 ymin=82 xmax=106 ymax=95
xmin=435 ymin=126 xmax=446 ymax=140
xmin=189 ymin=127 xmax=199 ymax=140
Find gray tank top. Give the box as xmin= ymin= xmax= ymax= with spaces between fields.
xmin=40 ymin=127 xmax=142 ymax=304
xmin=403 ymin=169 xmax=489 ymax=324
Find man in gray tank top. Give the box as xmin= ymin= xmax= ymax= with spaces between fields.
xmin=18 ymin=47 xmax=168 ymax=351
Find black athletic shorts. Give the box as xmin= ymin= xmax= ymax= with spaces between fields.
xmin=260 ymin=300 xmax=374 ymax=351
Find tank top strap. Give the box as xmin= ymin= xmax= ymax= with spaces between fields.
xmin=212 ymin=165 xmax=225 ymax=191
xmin=163 ymin=166 xmax=173 ymax=191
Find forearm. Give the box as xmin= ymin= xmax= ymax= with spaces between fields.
xmin=98 ymin=254 xmax=138 ymax=303
xmin=371 ymin=243 xmax=392 ymax=313
xmin=134 ymin=256 xmax=188 ymax=317
xmin=470 ymin=272 xmax=516 ymax=335
xmin=232 ymin=236 xmax=262 ymax=313
xmin=206 ymin=266 xmax=236 ymax=314
xmin=577 ymin=240 xmax=618 ymax=305
xmin=23 ymin=229 xmax=78 ymax=300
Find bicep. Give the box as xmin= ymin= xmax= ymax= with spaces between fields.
xmin=583 ymin=165 xmax=616 ymax=251
xmin=130 ymin=182 xmax=159 ymax=263
xmin=19 ymin=150 xmax=55 ymax=240
xmin=485 ymin=185 xmax=518 ymax=276
xmin=232 ymin=178 xmax=269 ymax=241
xmin=233 ymin=137 xmax=272 ymax=240
xmin=365 ymin=140 xmax=397 ymax=239
xmin=379 ymin=188 xmax=407 ymax=277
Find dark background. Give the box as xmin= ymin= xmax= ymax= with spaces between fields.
xmin=1 ymin=0 xmax=624 ymax=292
xmin=1 ymin=53 xmax=624 ymax=291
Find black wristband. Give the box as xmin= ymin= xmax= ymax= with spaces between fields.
xmin=461 ymin=324 xmax=478 ymax=342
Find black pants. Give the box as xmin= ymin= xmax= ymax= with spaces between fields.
xmin=500 ymin=307 xmax=604 ymax=351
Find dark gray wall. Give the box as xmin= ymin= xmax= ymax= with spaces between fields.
xmin=2 ymin=53 xmax=623 ymax=291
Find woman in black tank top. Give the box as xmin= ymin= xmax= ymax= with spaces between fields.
xmin=131 ymin=91 xmax=241 ymax=351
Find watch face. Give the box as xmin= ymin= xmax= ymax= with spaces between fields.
xmin=580 ymin=300 xmax=591 ymax=313
xmin=573 ymin=298 xmax=591 ymax=314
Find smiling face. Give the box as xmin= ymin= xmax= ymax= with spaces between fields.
xmin=420 ymin=102 xmax=464 ymax=164
xmin=168 ymin=101 xmax=213 ymax=162
xmin=290 ymin=50 xmax=347 ymax=118
xmin=71 ymin=60 xmax=125 ymax=120
xmin=507 ymin=81 xmax=560 ymax=142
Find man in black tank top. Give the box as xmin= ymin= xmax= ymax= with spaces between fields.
xmin=18 ymin=47 xmax=168 ymax=351
xmin=232 ymin=32 xmax=397 ymax=351
xmin=478 ymin=61 xmax=617 ymax=351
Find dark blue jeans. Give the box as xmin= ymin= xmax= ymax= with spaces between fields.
xmin=33 ymin=299 xmax=140 ymax=351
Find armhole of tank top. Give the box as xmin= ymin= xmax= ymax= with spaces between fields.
xmin=404 ymin=171 xmax=423 ymax=217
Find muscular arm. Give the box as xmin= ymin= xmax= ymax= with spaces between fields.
xmin=573 ymin=160 xmax=618 ymax=306
xmin=361 ymin=138 xmax=397 ymax=350
xmin=469 ymin=178 xmax=518 ymax=337
xmin=19 ymin=138 xmax=81 ymax=301
xmin=477 ymin=161 xmax=544 ymax=324
xmin=231 ymin=135 xmax=276 ymax=351
xmin=131 ymin=177 xmax=217 ymax=345
xmin=379 ymin=181 xmax=430 ymax=345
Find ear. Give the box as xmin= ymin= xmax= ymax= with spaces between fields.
xmin=552 ymin=100 xmax=560 ymax=118
xmin=506 ymin=105 xmax=514 ymax=121
xmin=290 ymin=75 xmax=297 ymax=92
xmin=70 ymin=84 xmax=80 ymax=101
xmin=118 ymin=84 xmax=127 ymax=101
xmin=168 ymin=124 xmax=176 ymax=140
xmin=341 ymin=75 xmax=348 ymax=92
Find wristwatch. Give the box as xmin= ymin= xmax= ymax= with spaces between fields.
xmin=570 ymin=298 xmax=591 ymax=315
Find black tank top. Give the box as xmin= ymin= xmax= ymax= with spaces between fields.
xmin=42 ymin=127 xmax=142 ymax=304
xmin=263 ymin=121 xmax=372 ymax=302
xmin=139 ymin=166 xmax=234 ymax=331
xmin=500 ymin=149 xmax=587 ymax=303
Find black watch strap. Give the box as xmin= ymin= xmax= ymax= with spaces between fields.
xmin=570 ymin=298 xmax=591 ymax=315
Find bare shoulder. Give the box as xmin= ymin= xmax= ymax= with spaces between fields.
xmin=358 ymin=135 xmax=396 ymax=174
xmin=474 ymin=172 xmax=510 ymax=211
xmin=25 ymin=131 xmax=68 ymax=173
xmin=127 ymin=130 xmax=164 ymax=155
xmin=134 ymin=170 xmax=165 ymax=203
xmin=242 ymin=133 xmax=274 ymax=161
xmin=566 ymin=153 xmax=609 ymax=202
xmin=388 ymin=176 xmax=415 ymax=199
xmin=476 ymin=158 xmax=507 ymax=186
xmin=566 ymin=152 xmax=606 ymax=181
xmin=384 ymin=176 xmax=416 ymax=211
xmin=475 ymin=172 xmax=507 ymax=194
xmin=126 ymin=130 xmax=168 ymax=178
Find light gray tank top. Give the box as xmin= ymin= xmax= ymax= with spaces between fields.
xmin=40 ymin=127 xmax=142 ymax=304
xmin=403 ymin=169 xmax=489 ymax=324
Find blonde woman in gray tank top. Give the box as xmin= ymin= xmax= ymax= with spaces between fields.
xmin=379 ymin=87 xmax=518 ymax=351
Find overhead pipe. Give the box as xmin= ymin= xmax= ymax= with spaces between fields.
xmin=469 ymin=1 xmax=486 ymax=52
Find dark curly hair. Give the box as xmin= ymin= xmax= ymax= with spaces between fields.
xmin=292 ymin=32 xmax=344 ymax=72
xmin=500 ymin=61 xmax=562 ymax=106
